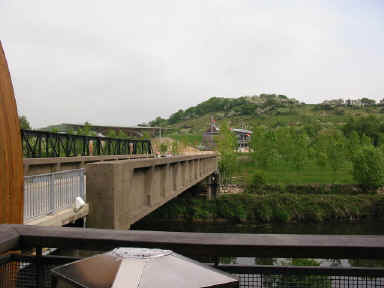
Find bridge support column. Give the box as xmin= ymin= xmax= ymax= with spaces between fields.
xmin=145 ymin=166 xmax=155 ymax=206
xmin=207 ymin=172 xmax=219 ymax=200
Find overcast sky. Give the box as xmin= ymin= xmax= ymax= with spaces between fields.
xmin=1 ymin=0 xmax=383 ymax=128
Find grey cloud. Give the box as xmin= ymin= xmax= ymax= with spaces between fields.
xmin=0 ymin=0 xmax=383 ymax=128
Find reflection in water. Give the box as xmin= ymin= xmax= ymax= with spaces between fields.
xmin=349 ymin=259 xmax=384 ymax=268
xmin=132 ymin=220 xmax=384 ymax=235
xmin=132 ymin=220 xmax=384 ymax=268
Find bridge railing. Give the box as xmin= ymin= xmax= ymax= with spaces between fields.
xmin=21 ymin=129 xmax=152 ymax=158
xmin=1 ymin=225 xmax=384 ymax=288
xmin=23 ymin=169 xmax=85 ymax=222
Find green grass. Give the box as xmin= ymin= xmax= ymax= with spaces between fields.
xmin=168 ymin=134 xmax=202 ymax=147
xmin=234 ymin=156 xmax=355 ymax=185
xmin=263 ymin=164 xmax=354 ymax=185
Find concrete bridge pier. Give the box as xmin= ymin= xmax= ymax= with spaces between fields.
xmin=86 ymin=153 xmax=217 ymax=230
xmin=206 ymin=172 xmax=219 ymax=200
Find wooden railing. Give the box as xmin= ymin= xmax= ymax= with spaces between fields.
xmin=1 ymin=225 xmax=384 ymax=288
xmin=2 ymin=224 xmax=384 ymax=259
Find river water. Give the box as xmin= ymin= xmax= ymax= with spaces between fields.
xmin=131 ymin=220 xmax=384 ymax=268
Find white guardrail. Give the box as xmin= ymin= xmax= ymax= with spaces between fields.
xmin=24 ymin=169 xmax=85 ymax=222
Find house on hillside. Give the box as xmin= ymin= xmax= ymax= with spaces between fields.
xmin=201 ymin=117 xmax=252 ymax=151
xmin=201 ymin=116 xmax=220 ymax=149
xmin=231 ymin=128 xmax=252 ymax=152
xmin=346 ymin=99 xmax=363 ymax=107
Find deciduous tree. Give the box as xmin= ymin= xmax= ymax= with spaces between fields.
xmin=19 ymin=115 xmax=31 ymax=130
xmin=352 ymin=145 xmax=384 ymax=188
xmin=216 ymin=121 xmax=237 ymax=185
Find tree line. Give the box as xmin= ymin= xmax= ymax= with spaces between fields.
xmin=217 ymin=116 xmax=384 ymax=188
xmin=149 ymin=94 xmax=298 ymax=126
xmin=19 ymin=117 xmax=151 ymax=140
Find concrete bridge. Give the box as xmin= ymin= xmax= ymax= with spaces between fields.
xmin=24 ymin=153 xmax=218 ymax=229
xmin=86 ymin=153 xmax=217 ymax=229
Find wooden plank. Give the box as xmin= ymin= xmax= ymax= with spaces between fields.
xmin=0 ymin=42 xmax=24 ymax=224
xmin=10 ymin=225 xmax=384 ymax=259
xmin=0 ymin=225 xmax=20 ymax=253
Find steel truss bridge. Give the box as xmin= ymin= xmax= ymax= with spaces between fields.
xmin=21 ymin=129 xmax=152 ymax=158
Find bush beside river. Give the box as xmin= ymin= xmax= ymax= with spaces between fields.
xmin=247 ymin=184 xmax=381 ymax=195
xmin=145 ymin=193 xmax=384 ymax=224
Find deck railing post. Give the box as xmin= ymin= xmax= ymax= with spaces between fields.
xmin=49 ymin=173 xmax=55 ymax=213
xmin=80 ymin=169 xmax=85 ymax=200
xmin=35 ymin=247 xmax=43 ymax=288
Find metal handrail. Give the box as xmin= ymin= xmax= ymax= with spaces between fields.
xmin=23 ymin=169 xmax=85 ymax=222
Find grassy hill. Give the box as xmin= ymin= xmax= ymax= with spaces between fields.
xmin=149 ymin=94 xmax=384 ymax=134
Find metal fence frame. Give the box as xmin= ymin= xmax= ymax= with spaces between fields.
xmin=24 ymin=169 xmax=85 ymax=222
xmin=21 ymin=129 xmax=152 ymax=158
xmin=1 ymin=253 xmax=384 ymax=288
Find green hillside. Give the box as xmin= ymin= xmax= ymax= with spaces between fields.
xmin=148 ymin=94 xmax=384 ymax=187
xmin=149 ymin=94 xmax=384 ymax=134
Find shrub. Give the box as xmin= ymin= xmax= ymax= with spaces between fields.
xmin=352 ymin=145 xmax=384 ymax=188
xmin=171 ymin=141 xmax=180 ymax=155
xmin=159 ymin=142 xmax=168 ymax=154
xmin=142 ymin=193 xmax=384 ymax=224
xmin=270 ymin=259 xmax=331 ymax=288
xmin=246 ymin=171 xmax=266 ymax=193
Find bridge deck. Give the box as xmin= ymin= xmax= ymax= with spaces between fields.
xmin=24 ymin=154 xmax=154 ymax=176
xmin=24 ymin=205 xmax=89 ymax=226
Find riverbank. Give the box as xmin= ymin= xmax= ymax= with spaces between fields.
xmin=142 ymin=193 xmax=384 ymax=224
xmin=222 ymin=183 xmax=383 ymax=195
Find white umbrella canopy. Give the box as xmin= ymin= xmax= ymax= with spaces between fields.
xmin=51 ymin=248 xmax=238 ymax=288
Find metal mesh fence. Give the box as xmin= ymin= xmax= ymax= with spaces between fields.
xmin=0 ymin=256 xmax=38 ymax=288
xmin=1 ymin=254 xmax=384 ymax=288
xmin=220 ymin=265 xmax=384 ymax=288
xmin=0 ymin=254 xmax=75 ymax=288
xmin=230 ymin=273 xmax=384 ymax=288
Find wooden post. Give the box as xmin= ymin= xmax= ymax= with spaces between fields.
xmin=0 ymin=41 xmax=24 ymax=224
